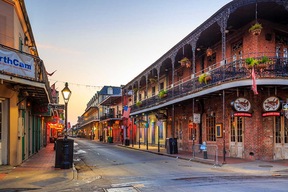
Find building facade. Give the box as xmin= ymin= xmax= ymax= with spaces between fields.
xmin=78 ymin=86 xmax=124 ymax=143
xmin=0 ymin=0 xmax=52 ymax=165
xmin=122 ymin=0 xmax=288 ymax=161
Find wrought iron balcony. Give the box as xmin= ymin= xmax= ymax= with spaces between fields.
xmin=78 ymin=116 xmax=99 ymax=128
xmin=131 ymin=53 xmax=288 ymax=113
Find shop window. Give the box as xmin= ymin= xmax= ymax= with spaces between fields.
xmin=231 ymin=117 xmax=244 ymax=142
xmin=159 ymin=123 xmax=163 ymax=139
xmin=285 ymin=117 xmax=288 ymax=143
xmin=275 ymin=116 xmax=281 ymax=143
xmin=237 ymin=117 xmax=243 ymax=142
xmin=160 ymin=82 xmax=164 ymax=90
xmin=230 ymin=117 xmax=236 ymax=142
xmin=206 ymin=114 xmax=216 ymax=141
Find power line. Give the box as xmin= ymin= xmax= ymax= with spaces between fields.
xmin=49 ymin=79 xmax=103 ymax=90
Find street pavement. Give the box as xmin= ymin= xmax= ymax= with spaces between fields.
xmin=0 ymin=138 xmax=288 ymax=191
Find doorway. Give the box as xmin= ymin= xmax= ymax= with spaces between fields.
xmin=274 ymin=116 xmax=288 ymax=159
xmin=0 ymin=99 xmax=8 ymax=165
xmin=230 ymin=116 xmax=244 ymax=158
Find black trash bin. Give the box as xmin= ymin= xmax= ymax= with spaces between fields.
xmin=55 ymin=138 xmax=74 ymax=169
xmin=166 ymin=138 xmax=178 ymax=154
xmin=125 ymin=139 xmax=130 ymax=146
xmin=99 ymin=136 xmax=103 ymax=141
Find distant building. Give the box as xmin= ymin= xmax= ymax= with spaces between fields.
xmin=77 ymin=86 xmax=124 ymax=143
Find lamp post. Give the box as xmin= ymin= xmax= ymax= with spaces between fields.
xmin=60 ymin=82 xmax=72 ymax=169
xmin=61 ymin=82 xmax=72 ymax=139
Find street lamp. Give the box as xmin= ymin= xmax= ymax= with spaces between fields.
xmin=61 ymin=82 xmax=71 ymax=139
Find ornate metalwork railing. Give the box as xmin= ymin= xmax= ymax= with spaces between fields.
xmin=131 ymin=53 xmax=288 ymax=113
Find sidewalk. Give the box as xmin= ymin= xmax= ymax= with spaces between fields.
xmin=0 ymin=142 xmax=75 ymax=191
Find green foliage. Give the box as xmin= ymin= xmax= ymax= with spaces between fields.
xmin=249 ymin=23 xmax=263 ymax=32
xmin=260 ymin=56 xmax=269 ymax=63
xmin=245 ymin=57 xmax=259 ymax=66
xmin=198 ymin=73 xmax=207 ymax=84
xmin=136 ymin=101 xmax=142 ymax=107
xmin=158 ymin=90 xmax=167 ymax=98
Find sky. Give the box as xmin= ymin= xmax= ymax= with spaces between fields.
xmin=24 ymin=0 xmax=231 ymax=125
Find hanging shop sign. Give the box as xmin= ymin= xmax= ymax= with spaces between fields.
xmin=262 ymin=96 xmax=281 ymax=112
xmin=232 ymin=98 xmax=251 ymax=112
xmin=193 ymin=113 xmax=201 ymax=124
xmin=0 ymin=46 xmax=35 ymax=79
xmin=231 ymin=97 xmax=252 ymax=117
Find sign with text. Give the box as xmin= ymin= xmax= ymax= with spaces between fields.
xmin=193 ymin=113 xmax=201 ymax=124
xmin=0 ymin=46 xmax=35 ymax=78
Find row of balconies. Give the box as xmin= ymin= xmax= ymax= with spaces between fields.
xmin=130 ymin=53 xmax=288 ymax=113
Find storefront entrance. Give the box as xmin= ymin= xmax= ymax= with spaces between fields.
xmin=0 ymin=99 xmax=8 ymax=165
xmin=230 ymin=117 xmax=244 ymax=158
xmin=274 ymin=116 xmax=288 ymax=160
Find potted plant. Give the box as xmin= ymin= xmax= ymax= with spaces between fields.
xmin=158 ymin=90 xmax=167 ymax=98
xmin=245 ymin=57 xmax=259 ymax=69
xmin=256 ymin=56 xmax=269 ymax=69
xmin=136 ymin=101 xmax=142 ymax=107
xmin=149 ymin=78 xmax=157 ymax=84
xmin=178 ymin=57 xmax=191 ymax=68
xmin=249 ymin=23 xmax=263 ymax=36
xmin=198 ymin=73 xmax=211 ymax=84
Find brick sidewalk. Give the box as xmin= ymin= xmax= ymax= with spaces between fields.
xmin=0 ymin=143 xmax=74 ymax=191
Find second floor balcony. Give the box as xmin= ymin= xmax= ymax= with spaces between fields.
xmin=130 ymin=53 xmax=288 ymax=114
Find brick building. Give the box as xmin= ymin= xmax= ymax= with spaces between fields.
xmin=122 ymin=0 xmax=288 ymax=161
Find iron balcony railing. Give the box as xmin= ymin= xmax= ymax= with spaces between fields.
xmin=100 ymin=113 xmax=122 ymax=121
xmin=131 ymin=52 xmax=288 ymax=113
xmin=78 ymin=116 xmax=99 ymax=128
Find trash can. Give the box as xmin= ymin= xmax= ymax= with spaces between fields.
xmin=99 ymin=136 xmax=103 ymax=141
xmin=108 ymin=136 xmax=113 ymax=143
xmin=125 ymin=139 xmax=130 ymax=146
xmin=166 ymin=138 xmax=178 ymax=154
xmin=55 ymin=138 xmax=74 ymax=169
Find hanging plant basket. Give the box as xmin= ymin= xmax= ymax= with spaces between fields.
xmin=198 ymin=73 xmax=212 ymax=84
xmin=249 ymin=23 xmax=263 ymax=36
xmin=136 ymin=101 xmax=142 ymax=107
xmin=178 ymin=57 xmax=191 ymax=68
xmin=158 ymin=90 xmax=168 ymax=99
xmin=149 ymin=78 xmax=157 ymax=84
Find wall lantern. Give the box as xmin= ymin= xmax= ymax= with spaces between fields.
xmin=206 ymin=48 xmax=213 ymax=57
